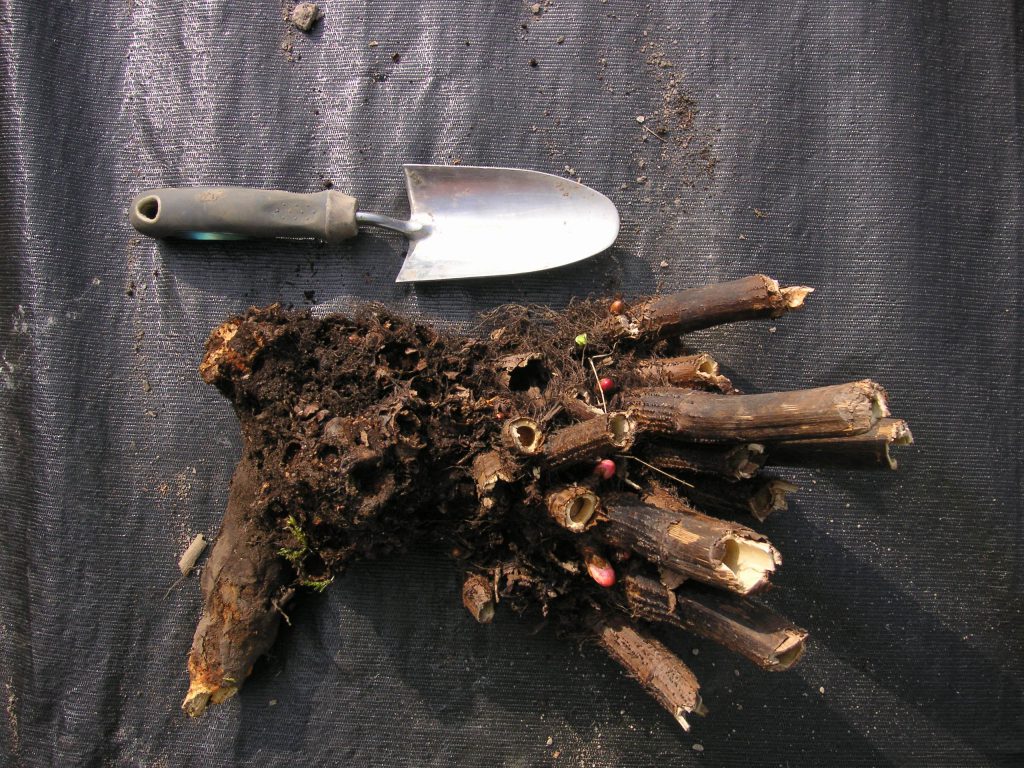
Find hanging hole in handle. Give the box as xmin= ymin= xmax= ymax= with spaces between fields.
xmin=135 ymin=195 xmax=160 ymax=222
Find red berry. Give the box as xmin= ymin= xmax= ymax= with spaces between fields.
xmin=599 ymin=377 xmax=615 ymax=393
xmin=594 ymin=459 xmax=616 ymax=480
xmin=585 ymin=552 xmax=616 ymax=588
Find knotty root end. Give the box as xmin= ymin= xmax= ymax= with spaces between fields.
xmin=182 ymin=676 xmax=238 ymax=718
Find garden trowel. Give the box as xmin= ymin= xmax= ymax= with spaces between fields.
xmin=129 ymin=165 xmax=620 ymax=282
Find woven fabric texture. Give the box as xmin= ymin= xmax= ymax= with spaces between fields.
xmin=0 ymin=1 xmax=1021 ymax=765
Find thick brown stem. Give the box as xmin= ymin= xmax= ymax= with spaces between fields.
xmin=183 ymin=456 xmax=290 ymax=717
xmin=680 ymin=475 xmax=798 ymax=522
xmin=605 ymin=275 xmax=812 ymax=340
xmin=588 ymin=612 xmax=706 ymax=730
xmin=634 ymin=354 xmax=733 ymax=392
xmin=641 ymin=442 xmax=766 ymax=480
xmin=546 ymin=486 xmax=601 ymax=532
xmin=614 ymin=575 xmax=807 ymax=671
xmin=542 ymin=412 xmax=635 ymax=469
xmin=600 ymin=495 xmax=780 ymax=595
xmin=625 ymin=380 xmax=889 ymax=442
xmin=461 ymin=572 xmax=496 ymax=624
xmin=766 ymin=417 xmax=913 ymax=469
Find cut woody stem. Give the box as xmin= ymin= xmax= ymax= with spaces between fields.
xmin=502 ymin=417 xmax=544 ymax=455
xmin=604 ymin=274 xmax=812 ymax=340
xmin=600 ymin=495 xmax=780 ymax=595
xmin=462 ymin=572 xmax=496 ymax=624
xmin=624 ymin=380 xmax=890 ymax=442
xmin=613 ymin=575 xmax=808 ymax=671
xmin=640 ymin=442 xmax=766 ymax=481
xmin=542 ymin=412 xmax=635 ymax=469
xmin=634 ymin=354 xmax=733 ymax=392
xmin=560 ymin=387 xmax=604 ymax=422
xmin=680 ymin=475 xmax=799 ymax=523
xmin=588 ymin=612 xmax=706 ymax=730
xmin=765 ymin=417 xmax=914 ymax=469
xmin=546 ymin=486 xmax=601 ymax=532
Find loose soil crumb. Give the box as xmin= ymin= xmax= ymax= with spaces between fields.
xmin=289 ymin=3 xmax=322 ymax=33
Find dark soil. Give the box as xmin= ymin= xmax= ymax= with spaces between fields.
xmin=198 ymin=299 xmax=677 ymax=608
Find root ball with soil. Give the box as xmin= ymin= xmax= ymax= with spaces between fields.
xmin=182 ymin=274 xmax=912 ymax=729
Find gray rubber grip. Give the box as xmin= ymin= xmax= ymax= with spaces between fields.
xmin=128 ymin=187 xmax=359 ymax=243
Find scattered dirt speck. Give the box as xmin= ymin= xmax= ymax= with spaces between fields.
xmin=639 ymin=41 xmax=718 ymax=190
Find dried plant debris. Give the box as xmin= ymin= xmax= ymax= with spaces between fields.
xmin=180 ymin=275 xmax=912 ymax=730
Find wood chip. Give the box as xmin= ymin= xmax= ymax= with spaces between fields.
xmin=178 ymin=534 xmax=208 ymax=575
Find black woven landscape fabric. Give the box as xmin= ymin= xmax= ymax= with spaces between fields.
xmin=1 ymin=1 xmax=1021 ymax=765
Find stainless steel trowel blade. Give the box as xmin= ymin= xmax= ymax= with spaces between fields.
xmin=394 ymin=165 xmax=620 ymax=283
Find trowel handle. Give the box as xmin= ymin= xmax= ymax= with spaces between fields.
xmin=128 ymin=187 xmax=359 ymax=243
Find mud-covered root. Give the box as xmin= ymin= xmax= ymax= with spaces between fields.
xmin=183 ymin=457 xmax=291 ymax=717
